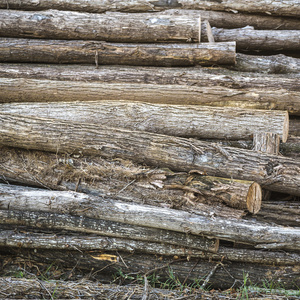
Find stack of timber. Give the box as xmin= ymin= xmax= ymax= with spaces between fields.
xmin=0 ymin=0 xmax=300 ymax=298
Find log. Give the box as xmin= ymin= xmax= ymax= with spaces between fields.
xmin=1 ymin=184 xmax=300 ymax=250
xmin=0 ymin=64 xmax=299 ymax=114
xmin=253 ymin=132 xmax=280 ymax=155
xmin=0 ymin=210 xmax=218 ymax=252
xmin=0 ymin=38 xmax=236 ymax=66
xmin=289 ymin=117 xmax=300 ymax=136
xmin=234 ymin=53 xmax=300 ymax=74
xmin=0 ymin=0 xmax=299 ymax=17
xmin=0 ymin=146 xmax=259 ymax=215
xmin=0 ymin=10 xmax=299 ymax=51
xmin=0 ymin=113 xmax=299 ymax=195
xmin=0 ymin=227 xmax=299 ymax=265
xmin=0 ymin=100 xmax=289 ymax=142
xmin=2 ymin=249 xmax=299 ymax=290
xmin=280 ymin=136 xmax=300 ymax=159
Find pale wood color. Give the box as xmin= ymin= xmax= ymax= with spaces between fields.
xmin=0 ymin=100 xmax=289 ymax=142
xmin=0 ymin=38 xmax=236 ymax=66
xmin=0 ymin=211 xmax=219 ymax=252
xmin=205 ymin=20 xmax=215 ymax=43
xmin=0 ymin=64 xmax=299 ymax=115
xmin=0 ymin=10 xmax=299 ymax=51
xmin=234 ymin=53 xmax=300 ymax=74
xmin=0 ymin=145 xmax=259 ymax=215
xmin=1 ymin=184 xmax=300 ymax=251
xmin=0 ymin=0 xmax=299 ymax=17
xmin=0 ymin=113 xmax=299 ymax=196
xmin=253 ymin=132 xmax=281 ymax=155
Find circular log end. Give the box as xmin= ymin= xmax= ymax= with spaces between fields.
xmin=246 ymin=182 xmax=262 ymax=214
xmin=282 ymin=111 xmax=289 ymax=143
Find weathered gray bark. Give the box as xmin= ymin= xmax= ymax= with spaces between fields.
xmin=0 ymin=0 xmax=299 ymax=17
xmin=234 ymin=53 xmax=300 ymax=74
xmin=289 ymin=117 xmax=300 ymax=136
xmin=0 ymin=100 xmax=289 ymax=142
xmin=0 ymin=64 xmax=299 ymax=114
xmin=0 ymin=184 xmax=299 ymax=250
xmin=0 ymin=146 xmax=257 ymax=216
xmin=253 ymin=133 xmax=280 ymax=155
xmin=0 ymin=210 xmax=218 ymax=252
xmin=0 ymin=113 xmax=299 ymax=195
xmin=0 ymin=10 xmax=299 ymax=51
xmin=0 ymin=38 xmax=236 ymax=66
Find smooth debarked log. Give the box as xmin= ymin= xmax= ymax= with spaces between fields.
xmin=0 ymin=146 xmax=259 ymax=215
xmin=0 ymin=100 xmax=289 ymax=142
xmin=0 ymin=184 xmax=299 ymax=250
xmin=0 ymin=113 xmax=299 ymax=195
xmin=0 ymin=10 xmax=300 ymax=51
xmin=0 ymin=0 xmax=299 ymax=17
xmin=0 ymin=38 xmax=236 ymax=66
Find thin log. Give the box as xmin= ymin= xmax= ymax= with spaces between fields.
xmin=3 ymin=249 xmax=299 ymax=290
xmin=0 ymin=100 xmax=289 ymax=142
xmin=0 ymin=38 xmax=236 ymax=66
xmin=0 ymin=64 xmax=299 ymax=115
xmin=0 ymin=184 xmax=299 ymax=250
xmin=234 ymin=53 xmax=300 ymax=74
xmin=0 ymin=146 xmax=257 ymax=216
xmin=0 ymin=10 xmax=299 ymax=51
xmin=0 ymin=0 xmax=299 ymax=17
xmin=253 ymin=132 xmax=280 ymax=155
xmin=0 ymin=113 xmax=299 ymax=195
xmin=0 ymin=210 xmax=218 ymax=252
xmin=0 ymin=227 xmax=298 ymax=265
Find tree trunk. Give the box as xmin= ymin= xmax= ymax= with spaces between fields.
xmin=0 ymin=100 xmax=289 ymax=142
xmin=0 ymin=146 xmax=259 ymax=215
xmin=253 ymin=132 xmax=280 ymax=155
xmin=0 ymin=38 xmax=236 ymax=66
xmin=0 ymin=113 xmax=299 ymax=196
xmin=234 ymin=53 xmax=300 ymax=74
xmin=1 ymin=184 xmax=299 ymax=250
xmin=0 ymin=0 xmax=299 ymax=17
xmin=2 ymin=249 xmax=299 ymax=290
xmin=0 ymin=10 xmax=299 ymax=51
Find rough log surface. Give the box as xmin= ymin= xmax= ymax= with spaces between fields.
xmin=253 ymin=132 xmax=280 ymax=155
xmin=0 ymin=64 xmax=299 ymax=114
xmin=0 ymin=38 xmax=236 ymax=66
xmin=289 ymin=117 xmax=300 ymax=136
xmin=0 ymin=10 xmax=299 ymax=51
xmin=0 ymin=0 xmax=299 ymax=17
xmin=0 ymin=184 xmax=299 ymax=250
xmin=0 ymin=100 xmax=289 ymax=142
xmin=0 ymin=113 xmax=299 ymax=195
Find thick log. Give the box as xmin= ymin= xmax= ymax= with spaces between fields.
xmin=0 ymin=64 xmax=299 ymax=115
xmin=0 ymin=113 xmax=299 ymax=195
xmin=0 ymin=210 xmax=218 ymax=252
xmin=2 ymin=249 xmax=299 ymax=290
xmin=0 ymin=227 xmax=298 ymax=265
xmin=0 ymin=10 xmax=299 ymax=51
xmin=253 ymin=132 xmax=280 ymax=155
xmin=0 ymin=146 xmax=258 ymax=215
xmin=0 ymin=38 xmax=236 ymax=66
xmin=0 ymin=184 xmax=299 ymax=250
xmin=0 ymin=100 xmax=289 ymax=142
xmin=0 ymin=0 xmax=299 ymax=17
xmin=234 ymin=53 xmax=300 ymax=74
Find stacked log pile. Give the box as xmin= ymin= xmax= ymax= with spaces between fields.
xmin=0 ymin=0 xmax=300 ymax=297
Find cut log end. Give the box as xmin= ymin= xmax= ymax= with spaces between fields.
xmin=246 ymin=182 xmax=262 ymax=214
xmin=282 ymin=111 xmax=289 ymax=143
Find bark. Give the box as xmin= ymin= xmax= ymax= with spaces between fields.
xmin=0 ymin=10 xmax=299 ymax=51
xmin=279 ymin=136 xmax=300 ymax=159
xmin=0 ymin=146 xmax=257 ymax=216
xmin=0 ymin=38 xmax=236 ymax=66
xmin=0 ymin=227 xmax=299 ymax=265
xmin=289 ymin=117 xmax=300 ymax=136
xmin=0 ymin=184 xmax=300 ymax=250
xmin=234 ymin=53 xmax=300 ymax=74
xmin=0 ymin=74 xmax=299 ymax=116
xmin=0 ymin=0 xmax=300 ymax=17
xmin=0 ymin=210 xmax=218 ymax=252
xmin=253 ymin=133 xmax=280 ymax=155
xmin=0 ymin=100 xmax=289 ymax=142
xmin=2 ymin=249 xmax=299 ymax=290
xmin=0 ymin=113 xmax=299 ymax=195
